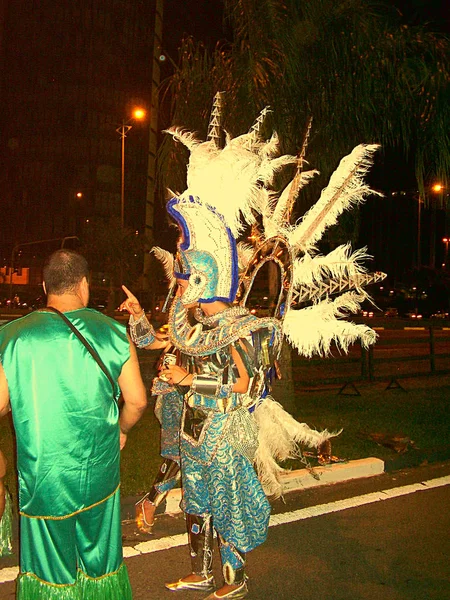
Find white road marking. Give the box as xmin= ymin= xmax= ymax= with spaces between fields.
xmin=1 ymin=474 xmax=449 ymax=584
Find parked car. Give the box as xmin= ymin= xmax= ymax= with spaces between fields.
xmin=406 ymin=311 xmax=423 ymax=319
xmin=430 ymin=311 xmax=449 ymax=319
xmin=384 ymin=307 xmax=398 ymax=317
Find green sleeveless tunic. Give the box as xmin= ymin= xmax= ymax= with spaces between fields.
xmin=0 ymin=308 xmax=130 ymax=518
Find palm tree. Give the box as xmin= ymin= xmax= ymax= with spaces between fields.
xmin=158 ymin=0 xmax=450 ymax=213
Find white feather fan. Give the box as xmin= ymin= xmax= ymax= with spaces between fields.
xmin=254 ymin=397 xmax=341 ymax=497
xmin=287 ymin=144 xmax=381 ymax=252
xmin=283 ymin=291 xmax=377 ymax=357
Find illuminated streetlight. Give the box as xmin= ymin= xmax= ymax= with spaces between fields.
xmin=132 ymin=108 xmax=146 ymax=120
xmin=429 ymin=184 xmax=445 ymax=269
xmin=116 ymin=108 xmax=146 ymax=228
xmin=443 ymin=237 xmax=449 ymax=268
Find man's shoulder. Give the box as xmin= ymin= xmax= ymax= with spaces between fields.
xmin=81 ymin=308 xmax=127 ymax=333
xmin=0 ymin=311 xmax=41 ymax=336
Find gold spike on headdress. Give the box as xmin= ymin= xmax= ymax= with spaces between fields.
xmin=207 ymin=91 xmax=224 ymax=148
xmin=283 ymin=116 xmax=313 ymax=223
xmin=242 ymin=106 xmax=272 ymax=150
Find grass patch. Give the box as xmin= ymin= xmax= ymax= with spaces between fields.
xmin=1 ymin=354 xmax=449 ymax=501
xmin=290 ymin=379 xmax=450 ymax=462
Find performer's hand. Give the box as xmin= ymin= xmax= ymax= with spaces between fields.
xmin=118 ymin=285 xmax=144 ymax=318
xmin=163 ymin=365 xmax=193 ymax=386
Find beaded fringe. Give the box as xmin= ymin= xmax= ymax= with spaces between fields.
xmin=17 ymin=563 xmax=132 ymax=600
xmin=0 ymin=489 xmax=13 ymax=557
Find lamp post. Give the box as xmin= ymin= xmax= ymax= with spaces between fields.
xmin=429 ymin=183 xmax=445 ymax=269
xmin=443 ymin=237 xmax=449 ymax=269
xmin=116 ymin=108 xmax=146 ymax=228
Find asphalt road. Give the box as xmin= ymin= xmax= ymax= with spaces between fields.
xmin=1 ymin=461 xmax=449 ymax=599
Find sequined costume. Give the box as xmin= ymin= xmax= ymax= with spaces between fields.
xmin=0 ymin=309 xmax=132 ymax=599
xmin=173 ymin=301 xmax=280 ymax=556
xmin=135 ymin=383 xmax=183 ymax=525
xmin=130 ymin=320 xmax=183 ymax=527
xmin=130 ymin=297 xmax=282 ymax=589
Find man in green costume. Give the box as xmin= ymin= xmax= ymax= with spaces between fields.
xmin=0 ymin=249 xmax=148 ymax=599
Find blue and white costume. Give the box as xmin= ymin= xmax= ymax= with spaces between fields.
xmin=131 ymin=94 xmax=384 ymax=598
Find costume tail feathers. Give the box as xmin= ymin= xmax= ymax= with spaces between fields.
xmin=253 ymin=397 xmax=341 ymax=498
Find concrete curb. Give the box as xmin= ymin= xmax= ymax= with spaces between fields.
xmin=161 ymin=457 xmax=385 ymax=516
xmin=120 ymin=447 xmax=450 ymax=520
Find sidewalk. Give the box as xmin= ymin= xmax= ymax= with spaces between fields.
xmin=2 ymin=451 xmax=450 ymax=586
xmin=120 ymin=439 xmax=450 ymax=525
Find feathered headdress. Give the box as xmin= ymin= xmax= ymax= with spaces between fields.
xmin=156 ymin=95 xmax=386 ymax=357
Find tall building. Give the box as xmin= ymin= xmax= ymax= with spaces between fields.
xmin=0 ymin=0 xmax=162 ymax=256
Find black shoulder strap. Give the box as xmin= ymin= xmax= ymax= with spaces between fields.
xmin=45 ymin=306 xmax=116 ymax=394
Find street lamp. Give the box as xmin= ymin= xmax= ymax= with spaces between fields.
xmin=116 ymin=108 xmax=146 ymax=228
xmin=443 ymin=237 xmax=449 ymax=268
xmin=429 ymin=183 xmax=446 ymax=269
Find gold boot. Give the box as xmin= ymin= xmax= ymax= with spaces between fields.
xmin=135 ymin=497 xmax=156 ymax=533
xmin=165 ymin=575 xmax=216 ymax=592
xmin=204 ymin=581 xmax=249 ymax=599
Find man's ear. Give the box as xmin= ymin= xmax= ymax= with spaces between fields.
xmin=80 ymin=276 xmax=90 ymax=304
xmin=42 ymin=281 xmax=47 ymax=295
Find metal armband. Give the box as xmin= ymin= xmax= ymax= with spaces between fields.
xmin=129 ymin=312 xmax=156 ymax=348
xmin=190 ymin=374 xmax=221 ymax=398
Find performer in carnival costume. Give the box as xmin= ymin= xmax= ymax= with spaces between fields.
xmin=120 ymin=284 xmax=183 ymax=534
xmin=135 ymin=364 xmax=183 ymax=533
xmin=126 ymin=93 xmax=385 ymax=599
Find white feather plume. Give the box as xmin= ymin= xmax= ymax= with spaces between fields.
xmin=293 ymin=244 xmax=371 ymax=288
xmin=179 ymin=136 xmax=270 ymax=236
xmin=259 ymin=131 xmax=280 ymax=159
xmin=151 ymin=247 xmax=175 ymax=284
xmin=257 ymin=155 xmax=297 ymax=186
xmin=254 ymin=397 xmax=340 ymax=497
xmin=256 ymin=188 xmax=274 ymax=221
xmin=263 ymin=170 xmax=319 ymax=239
xmin=283 ymin=291 xmax=377 ymax=357
xmin=164 ymin=127 xmax=202 ymax=152
xmin=288 ymin=144 xmax=381 ymax=252
xmin=237 ymin=242 xmax=255 ymax=272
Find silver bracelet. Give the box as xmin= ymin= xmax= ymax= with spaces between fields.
xmin=190 ymin=374 xmax=221 ymax=398
xmin=129 ymin=312 xmax=156 ymax=348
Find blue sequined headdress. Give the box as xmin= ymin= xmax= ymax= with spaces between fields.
xmin=167 ymin=196 xmax=239 ymax=305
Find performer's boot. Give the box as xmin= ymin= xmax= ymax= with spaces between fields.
xmin=166 ymin=514 xmax=215 ymax=592
xmin=135 ymin=458 xmax=180 ymax=533
xmin=203 ymin=535 xmax=248 ymax=599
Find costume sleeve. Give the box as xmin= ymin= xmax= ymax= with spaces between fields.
xmin=128 ymin=312 xmax=156 ymax=348
xmin=237 ymin=324 xmax=282 ymax=402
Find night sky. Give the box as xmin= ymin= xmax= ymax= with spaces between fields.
xmin=163 ymin=0 xmax=450 ymax=51
xmin=1 ymin=1 xmax=448 ymax=289
xmin=160 ymin=0 xmax=450 ymax=285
